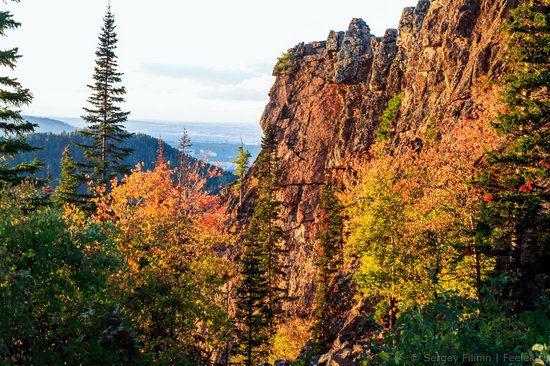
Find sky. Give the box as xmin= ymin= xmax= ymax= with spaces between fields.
xmin=6 ymin=0 xmax=417 ymax=124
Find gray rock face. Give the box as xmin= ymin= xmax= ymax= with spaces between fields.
xmin=369 ymin=28 xmax=399 ymax=91
xmin=332 ymin=18 xmax=373 ymax=84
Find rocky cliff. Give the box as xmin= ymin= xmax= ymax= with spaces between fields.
xmin=225 ymin=0 xmax=514 ymax=360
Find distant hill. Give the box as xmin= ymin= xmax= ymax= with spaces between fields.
xmin=55 ymin=117 xmax=263 ymax=145
xmin=23 ymin=116 xmax=77 ymax=134
xmin=12 ymin=132 xmax=236 ymax=193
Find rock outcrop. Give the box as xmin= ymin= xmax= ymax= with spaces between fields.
xmin=224 ymin=0 xmax=514 ymax=361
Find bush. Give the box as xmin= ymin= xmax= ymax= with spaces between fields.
xmin=0 ymin=186 xmax=147 ymax=365
xmin=363 ymin=282 xmax=550 ymax=365
xmin=270 ymin=318 xmax=312 ymax=363
xmin=274 ymin=49 xmax=296 ymax=75
xmin=376 ymin=94 xmax=402 ymax=142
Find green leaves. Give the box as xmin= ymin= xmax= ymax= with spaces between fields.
xmin=312 ymin=182 xmax=344 ymax=345
xmin=364 ymin=289 xmax=550 ymax=366
xmin=52 ymin=145 xmax=82 ymax=206
xmin=0 ymin=187 xmax=145 ymax=364
xmin=376 ymin=93 xmax=402 ymax=143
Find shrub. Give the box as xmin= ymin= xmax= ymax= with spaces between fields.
xmin=0 ymin=186 xmax=147 ymax=365
xmin=363 ymin=282 xmax=550 ymax=366
xmin=274 ymin=49 xmax=296 ymax=75
xmin=270 ymin=318 xmax=312 ymax=363
xmin=376 ymin=94 xmax=403 ymax=142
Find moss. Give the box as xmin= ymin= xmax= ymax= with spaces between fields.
xmin=425 ymin=117 xmax=438 ymax=143
xmin=375 ymin=93 xmax=403 ymax=142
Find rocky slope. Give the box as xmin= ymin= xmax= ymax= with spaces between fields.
xmin=225 ymin=0 xmax=514 ymax=360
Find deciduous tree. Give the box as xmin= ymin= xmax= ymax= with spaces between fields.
xmin=93 ymin=141 xmax=232 ymax=364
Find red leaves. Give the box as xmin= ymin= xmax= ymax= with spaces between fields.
xmin=483 ymin=193 xmax=494 ymax=203
xmin=518 ymin=180 xmax=534 ymax=193
xmin=460 ymin=247 xmax=474 ymax=256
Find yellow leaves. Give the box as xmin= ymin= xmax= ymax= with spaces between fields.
xmin=341 ymin=118 xmax=500 ymax=308
xmin=269 ymin=318 xmax=312 ymax=363
xmin=128 ymin=258 xmax=140 ymax=273
xmin=63 ymin=204 xmax=88 ymax=229
xmin=250 ymin=176 xmax=260 ymax=188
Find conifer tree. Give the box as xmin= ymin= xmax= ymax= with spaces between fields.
xmin=476 ymin=0 xmax=549 ymax=309
xmin=76 ymin=5 xmax=132 ymax=188
xmin=53 ymin=145 xmax=81 ymax=206
xmin=256 ymin=127 xmax=289 ymax=330
xmin=234 ymin=127 xmax=289 ymax=365
xmin=174 ymin=130 xmax=193 ymax=247
xmin=313 ymin=180 xmax=344 ymax=346
xmin=233 ymin=142 xmax=252 ymax=207
xmin=177 ymin=129 xmax=192 ymax=187
xmin=0 ymin=0 xmax=41 ymax=185
xmin=234 ymin=223 xmax=271 ymax=366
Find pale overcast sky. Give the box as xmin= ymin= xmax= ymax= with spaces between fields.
xmin=6 ymin=0 xmax=417 ymax=124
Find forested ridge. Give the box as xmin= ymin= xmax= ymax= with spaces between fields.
xmin=0 ymin=1 xmax=549 ymax=366
xmin=11 ymin=132 xmax=236 ymax=193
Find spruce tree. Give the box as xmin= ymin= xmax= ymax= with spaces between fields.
xmin=76 ymin=5 xmax=132 ymax=188
xmin=0 ymin=0 xmax=41 ymax=185
xmin=233 ymin=142 xmax=252 ymax=208
xmin=234 ymin=127 xmax=289 ymax=365
xmin=476 ymin=0 xmax=549 ymax=310
xmin=234 ymin=223 xmax=271 ymax=366
xmin=313 ymin=180 xmax=344 ymax=346
xmin=52 ymin=145 xmax=81 ymax=206
xmin=177 ymin=129 xmax=192 ymax=187
xmin=256 ymin=127 xmax=288 ymax=330
xmin=175 ymin=130 xmax=192 ymax=247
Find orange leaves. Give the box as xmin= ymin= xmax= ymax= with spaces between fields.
xmin=93 ymin=155 xmax=228 ymax=265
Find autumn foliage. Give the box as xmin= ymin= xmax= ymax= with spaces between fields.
xmin=90 ymin=143 xmax=233 ymax=363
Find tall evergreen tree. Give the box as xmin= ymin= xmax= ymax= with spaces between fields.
xmin=76 ymin=5 xmax=132 ymax=188
xmin=234 ymin=127 xmax=289 ymax=365
xmin=233 ymin=142 xmax=252 ymax=208
xmin=0 ymin=0 xmax=40 ymax=185
xmin=52 ymin=145 xmax=81 ymax=206
xmin=234 ymin=222 xmax=271 ymax=366
xmin=313 ymin=180 xmax=344 ymax=346
xmin=177 ymin=129 xmax=192 ymax=187
xmin=255 ymin=127 xmax=288 ymax=331
xmin=476 ymin=0 xmax=549 ymax=310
